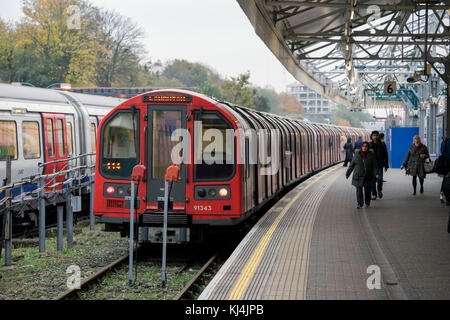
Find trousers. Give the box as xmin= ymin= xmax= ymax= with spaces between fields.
xmin=371 ymin=168 xmax=383 ymax=196
xmin=356 ymin=186 xmax=372 ymax=206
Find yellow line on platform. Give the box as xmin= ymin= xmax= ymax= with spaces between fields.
xmin=227 ymin=165 xmax=341 ymax=300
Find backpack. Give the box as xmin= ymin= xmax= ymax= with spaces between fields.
xmin=443 ymin=172 xmax=450 ymax=204
xmin=434 ymin=138 xmax=450 ymax=175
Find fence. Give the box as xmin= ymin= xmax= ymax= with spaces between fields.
xmin=0 ymin=153 xmax=96 ymax=266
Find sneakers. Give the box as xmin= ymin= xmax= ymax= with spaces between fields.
xmin=364 ymin=204 xmax=370 ymax=208
xmin=371 ymin=195 xmax=377 ymax=200
xmin=357 ymin=205 xmax=363 ymax=209
xmin=440 ymin=193 xmax=445 ymax=204
xmin=378 ymin=191 xmax=383 ymax=199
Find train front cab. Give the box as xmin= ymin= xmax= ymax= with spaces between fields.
xmin=94 ymin=90 xmax=248 ymax=242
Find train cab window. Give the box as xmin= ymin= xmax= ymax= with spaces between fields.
xmin=22 ymin=121 xmax=40 ymax=159
xmin=0 ymin=120 xmax=18 ymax=160
xmin=152 ymin=110 xmax=182 ymax=179
xmin=194 ymin=112 xmax=235 ymax=181
xmin=46 ymin=119 xmax=55 ymax=157
xmin=101 ymin=111 xmax=138 ymax=179
xmin=66 ymin=122 xmax=74 ymax=156
xmin=90 ymin=123 xmax=96 ymax=153
xmin=56 ymin=119 xmax=65 ymax=157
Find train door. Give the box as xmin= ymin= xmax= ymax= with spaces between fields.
xmin=42 ymin=113 xmax=68 ymax=191
xmin=251 ymin=112 xmax=275 ymax=196
xmin=89 ymin=117 xmax=98 ymax=155
xmin=236 ymin=108 xmax=264 ymax=205
xmin=147 ymin=105 xmax=187 ymax=205
xmin=65 ymin=115 xmax=75 ymax=157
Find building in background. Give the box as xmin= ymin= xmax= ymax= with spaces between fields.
xmin=286 ymin=83 xmax=337 ymax=122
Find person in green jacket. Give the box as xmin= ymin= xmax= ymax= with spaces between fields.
xmin=346 ymin=141 xmax=379 ymax=209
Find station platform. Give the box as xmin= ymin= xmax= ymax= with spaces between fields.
xmin=199 ymin=165 xmax=450 ymax=300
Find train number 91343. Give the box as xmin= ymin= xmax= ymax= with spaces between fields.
xmin=193 ymin=205 xmax=212 ymax=212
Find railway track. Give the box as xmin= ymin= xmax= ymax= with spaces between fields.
xmin=55 ymin=247 xmax=219 ymax=300
xmin=55 ymin=252 xmax=130 ymax=300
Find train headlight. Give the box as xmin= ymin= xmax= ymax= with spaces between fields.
xmin=218 ymin=188 xmax=228 ymax=198
xmin=117 ymin=186 xmax=125 ymax=195
xmin=197 ymin=189 xmax=206 ymax=198
xmin=208 ymin=188 xmax=217 ymax=197
xmin=106 ymin=186 xmax=115 ymax=195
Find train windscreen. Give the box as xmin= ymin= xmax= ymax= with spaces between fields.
xmin=100 ymin=111 xmax=139 ymax=179
xmin=194 ymin=112 xmax=235 ymax=181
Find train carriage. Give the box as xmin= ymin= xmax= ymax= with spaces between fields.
xmin=94 ymin=89 xmax=370 ymax=242
xmin=0 ymin=84 xmax=123 ymax=229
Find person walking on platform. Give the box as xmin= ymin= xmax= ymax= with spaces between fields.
xmin=343 ymin=137 xmax=354 ymax=167
xmin=346 ymin=141 xmax=379 ymax=209
xmin=438 ymin=137 xmax=450 ymax=203
xmin=354 ymin=136 xmax=363 ymax=151
xmin=369 ymin=131 xmax=389 ymax=200
xmin=401 ymin=135 xmax=430 ymax=195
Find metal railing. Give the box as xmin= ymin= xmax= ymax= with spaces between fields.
xmin=0 ymin=153 xmax=96 ymax=266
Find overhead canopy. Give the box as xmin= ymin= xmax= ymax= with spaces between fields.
xmin=237 ymin=0 xmax=450 ymax=107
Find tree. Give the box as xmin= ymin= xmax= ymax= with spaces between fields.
xmin=336 ymin=118 xmax=351 ymax=127
xmin=253 ymin=92 xmax=270 ymax=112
xmin=20 ymin=0 xmax=99 ymax=86
xmin=0 ymin=20 xmax=19 ymax=83
xmin=253 ymin=87 xmax=280 ymax=113
xmin=94 ymin=8 xmax=146 ymax=86
xmin=221 ymin=72 xmax=255 ymax=108
xmin=332 ymin=105 xmax=375 ymax=128
xmin=278 ymin=93 xmax=304 ymax=115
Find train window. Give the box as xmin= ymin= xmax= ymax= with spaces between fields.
xmin=56 ymin=119 xmax=65 ymax=157
xmin=0 ymin=120 xmax=18 ymax=160
xmin=152 ymin=110 xmax=182 ymax=179
xmin=66 ymin=122 xmax=73 ymax=156
xmin=101 ymin=111 xmax=138 ymax=179
xmin=46 ymin=119 xmax=55 ymax=157
xmin=194 ymin=112 xmax=235 ymax=181
xmin=91 ymin=123 xmax=96 ymax=153
xmin=22 ymin=121 xmax=40 ymax=159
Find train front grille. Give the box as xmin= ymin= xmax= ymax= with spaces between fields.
xmin=142 ymin=213 xmax=189 ymax=225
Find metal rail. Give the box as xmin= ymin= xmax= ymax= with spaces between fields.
xmin=175 ymin=254 xmax=218 ymax=300
xmin=55 ymin=252 xmax=130 ymax=300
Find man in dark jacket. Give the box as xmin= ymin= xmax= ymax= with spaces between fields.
xmin=354 ymin=136 xmax=363 ymax=151
xmin=369 ymin=131 xmax=389 ymax=200
xmin=343 ymin=137 xmax=354 ymax=167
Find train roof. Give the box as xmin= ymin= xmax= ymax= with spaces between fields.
xmin=66 ymin=91 xmax=123 ymax=108
xmin=0 ymin=83 xmax=69 ymax=104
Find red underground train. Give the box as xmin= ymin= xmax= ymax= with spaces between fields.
xmin=94 ymin=89 xmax=370 ymax=242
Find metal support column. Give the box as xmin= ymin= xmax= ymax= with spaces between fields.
xmin=57 ymin=206 xmax=63 ymax=252
xmin=419 ymin=108 xmax=426 ymax=140
xmin=445 ymin=58 xmax=450 ymax=138
xmin=161 ymin=180 xmax=169 ymax=287
xmin=128 ymin=181 xmax=135 ymax=284
xmin=429 ymin=102 xmax=437 ymax=154
xmin=66 ymin=169 xmax=73 ymax=248
xmin=89 ymin=163 xmax=95 ymax=231
xmin=4 ymin=156 xmax=12 ymax=266
xmin=39 ymin=177 xmax=46 ymax=252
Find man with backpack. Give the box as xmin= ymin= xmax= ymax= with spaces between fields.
xmin=369 ymin=131 xmax=389 ymax=200
xmin=438 ymin=137 xmax=450 ymax=203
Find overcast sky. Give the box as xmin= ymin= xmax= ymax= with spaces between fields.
xmin=0 ymin=0 xmax=297 ymax=92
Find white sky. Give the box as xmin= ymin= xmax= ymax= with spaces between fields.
xmin=0 ymin=0 xmax=297 ymax=93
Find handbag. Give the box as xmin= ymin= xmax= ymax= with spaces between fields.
xmin=434 ymin=138 xmax=450 ymax=175
xmin=424 ymin=158 xmax=434 ymax=174
xmin=434 ymin=155 xmax=449 ymax=175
